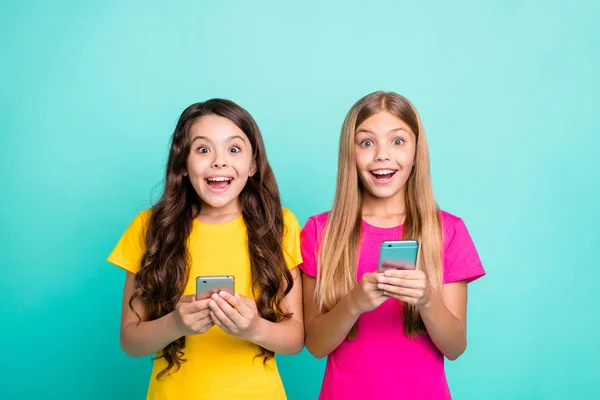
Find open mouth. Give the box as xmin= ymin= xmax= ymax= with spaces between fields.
xmin=370 ymin=169 xmax=397 ymax=182
xmin=205 ymin=176 xmax=234 ymax=191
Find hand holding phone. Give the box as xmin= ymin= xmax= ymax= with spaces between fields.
xmin=348 ymin=272 xmax=389 ymax=314
xmin=376 ymin=240 xmax=432 ymax=307
xmin=207 ymin=291 xmax=262 ymax=341
xmin=172 ymin=294 xmax=214 ymax=336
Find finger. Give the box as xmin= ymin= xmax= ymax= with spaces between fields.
xmin=212 ymin=293 xmax=245 ymax=324
xmin=195 ymin=298 xmax=212 ymax=309
xmin=181 ymin=299 xmax=211 ymax=314
xmin=193 ymin=315 xmax=214 ymax=333
xmin=190 ymin=308 xmax=211 ymax=322
xmin=180 ymin=294 xmax=196 ymax=303
xmin=377 ymin=284 xmax=422 ymax=298
xmin=208 ymin=298 xmax=238 ymax=331
xmin=218 ymin=291 xmax=241 ymax=309
xmin=373 ymin=290 xmax=389 ymax=300
xmin=377 ymin=276 xmax=425 ymax=289
xmin=384 ymin=293 xmax=418 ymax=305
xmin=209 ymin=311 xmax=230 ymax=333
xmin=383 ymin=269 xmax=422 ymax=279
xmin=230 ymin=293 xmax=255 ymax=317
xmin=362 ymin=272 xmax=383 ymax=283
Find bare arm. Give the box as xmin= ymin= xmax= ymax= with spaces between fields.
xmin=209 ymin=267 xmax=305 ymax=355
xmin=303 ymin=272 xmax=387 ymax=359
xmin=418 ymin=281 xmax=467 ymax=360
xmin=377 ymin=268 xmax=468 ymax=360
xmin=120 ymin=272 xmax=214 ymax=357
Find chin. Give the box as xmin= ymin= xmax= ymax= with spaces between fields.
xmin=204 ymin=200 xmax=230 ymax=208
xmin=203 ymin=197 xmax=235 ymax=209
xmin=366 ymin=187 xmax=402 ymax=200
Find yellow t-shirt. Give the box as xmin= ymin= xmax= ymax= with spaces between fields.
xmin=107 ymin=208 xmax=302 ymax=400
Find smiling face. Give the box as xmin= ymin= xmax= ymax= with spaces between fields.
xmin=354 ymin=111 xmax=416 ymax=203
xmin=185 ymin=114 xmax=256 ymax=214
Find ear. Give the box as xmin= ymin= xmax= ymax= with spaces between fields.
xmin=183 ymin=170 xmax=188 ymax=177
xmin=249 ymin=159 xmax=257 ymax=177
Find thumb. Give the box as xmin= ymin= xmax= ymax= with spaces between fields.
xmin=362 ymin=272 xmax=379 ymax=283
xmin=179 ymin=294 xmax=196 ymax=303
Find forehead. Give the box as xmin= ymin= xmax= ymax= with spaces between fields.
xmin=356 ymin=111 xmax=414 ymax=134
xmin=188 ymin=114 xmax=248 ymax=141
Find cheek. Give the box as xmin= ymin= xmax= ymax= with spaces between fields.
xmin=186 ymin=158 xmax=207 ymax=179
xmin=234 ymin=156 xmax=254 ymax=176
xmin=354 ymin=149 xmax=371 ymax=171
xmin=396 ymin=148 xmax=415 ymax=167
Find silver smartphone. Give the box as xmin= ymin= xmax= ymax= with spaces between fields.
xmin=378 ymin=240 xmax=419 ymax=272
xmin=195 ymin=275 xmax=235 ymax=300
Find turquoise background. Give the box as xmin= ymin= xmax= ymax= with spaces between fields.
xmin=1 ymin=1 xmax=599 ymax=399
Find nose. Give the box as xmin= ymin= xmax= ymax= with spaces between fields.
xmin=374 ymin=144 xmax=391 ymax=162
xmin=212 ymin=150 xmax=228 ymax=168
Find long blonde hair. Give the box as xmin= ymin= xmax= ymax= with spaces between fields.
xmin=316 ymin=91 xmax=443 ymax=338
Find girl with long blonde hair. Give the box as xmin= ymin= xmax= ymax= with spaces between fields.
xmin=300 ymin=91 xmax=485 ymax=399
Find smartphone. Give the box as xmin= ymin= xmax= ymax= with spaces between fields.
xmin=378 ymin=240 xmax=419 ymax=272
xmin=195 ymin=275 xmax=235 ymax=299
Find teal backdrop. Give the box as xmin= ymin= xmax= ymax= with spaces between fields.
xmin=1 ymin=1 xmax=599 ymax=399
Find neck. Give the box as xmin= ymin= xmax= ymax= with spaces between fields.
xmin=197 ymin=199 xmax=241 ymax=224
xmin=361 ymin=188 xmax=406 ymax=227
xmin=362 ymin=188 xmax=406 ymax=216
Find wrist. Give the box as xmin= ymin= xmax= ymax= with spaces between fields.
xmin=417 ymin=287 xmax=437 ymax=312
xmin=345 ymin=290 xmax=363 ymax=318
xmin=167 ymin=311 xmax=185 ymax=339
xmin=246 ymin=317 xmax=267 ymax=343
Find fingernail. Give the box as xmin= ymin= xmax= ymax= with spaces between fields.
xmin=209 ymin=300 xmax=216 ymax=307
xmin=211 ymin=293 xmax=219 ymax=300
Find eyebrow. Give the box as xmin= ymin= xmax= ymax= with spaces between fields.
xmin=227 ymin=135 xmax=247 ymax=143
xmin=355 ymin=128 xmax=408 ymax=135
xmin=191 ymin=135 xmax=248 ymax=143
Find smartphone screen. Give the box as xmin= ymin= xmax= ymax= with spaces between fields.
xmin=378 ymin=240 xmax=419 ymax=272
xmin=195 ymin=276 xmax=235 ymax=299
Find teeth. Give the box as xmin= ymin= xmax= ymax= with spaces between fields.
xmin=207 ymin=177 xmax=232 ymax=182
xmin=372 ymin=169 xmax=396 ymax=175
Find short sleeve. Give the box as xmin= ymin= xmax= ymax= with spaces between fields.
xmin=107 ymin=210 xmax=151 ymax=274
xmin=299 ymin=216 xmax=320 ymax=278
xmin=282 ymin=208 xmax=303 ymax=270
xmin=443 ymin=217 xmax=485 ymax=284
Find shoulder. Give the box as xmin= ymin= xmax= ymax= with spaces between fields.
xmin=282 ymin=207 xmax=297 ymax=222
xmin=133 ymin=209 xmax=153 ymax=232
xmin=137 ymin=209 xmax=153 ymax=223
xmin=438 ymin=209 xmax=474 ymax=249
xmin=300 ymin=211 xmax=330 ymax=247
xmin=305 ymin=211 xmax=330 ymax=230
xmin=282 ymin=207 xmax=300 ymax=228
xmin=439 ymin=210 xmax=464 ymax=231
xmin=123 ymin=208 xmax=153 ymax=234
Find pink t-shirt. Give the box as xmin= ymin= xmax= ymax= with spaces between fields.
xmin=300 ymin=211 xmax=485 ymax=400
